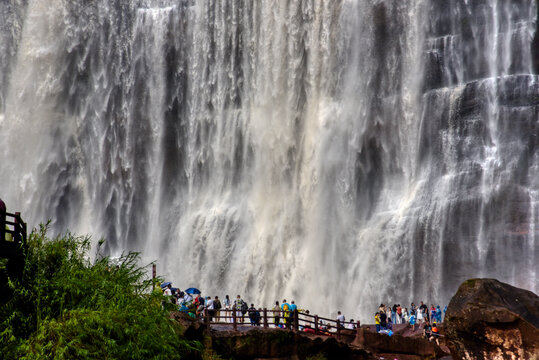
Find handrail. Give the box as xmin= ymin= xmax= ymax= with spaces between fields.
xmin=317 ymin=315 xmax=337 ymax=323
xmin=1 ymin=211 xmax=27 ymax=252
xmin=193 ymin=307 xmax=361 ymax=340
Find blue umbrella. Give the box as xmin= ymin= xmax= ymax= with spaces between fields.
xmin=160 ymin=282 xmax=172 ymax=288
xmin=184 ymin=287 xmax=201 ymax=294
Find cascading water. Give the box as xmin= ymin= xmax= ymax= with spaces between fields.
xmin=0 ymin=0 xmax=537 ymax=321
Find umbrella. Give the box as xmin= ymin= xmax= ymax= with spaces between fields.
xmin=160 ymin=282 xmax=172 ymax=288
xmin=184 ymin=287 xmax=201 ymax=294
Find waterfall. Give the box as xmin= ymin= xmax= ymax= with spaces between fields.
xmin=0 ymin=0 xmax=537 ymax=321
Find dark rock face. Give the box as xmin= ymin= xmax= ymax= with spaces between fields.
xmin=211 ymin=329 xmax=374 ymax=360
xmin=444 ymin=278 xmax=539 ymax=360
xmin=414 ymin=73 xmax=539 ymax=303
xmin=352 ymin=328 xmax=448 ymax=359
xmin=171 ymin=312 xmax=374 ymax=359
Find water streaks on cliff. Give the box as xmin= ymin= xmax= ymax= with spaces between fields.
xmin=0 ymin=0 xmax=537 ymax=320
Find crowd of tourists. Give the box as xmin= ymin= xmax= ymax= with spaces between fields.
xmin=161 ymin=283 xmax=445 ymax=343
xmin=374 ymin=302 xmax=446 ymax=344
xmin=160 ymin=283 xmax=361 ymax=333
xmin=161 ymin=283 xmax=301 ymax=327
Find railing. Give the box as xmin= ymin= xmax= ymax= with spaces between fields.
xmin=0 ymin=211 xmax=28 ymax=257
xmin=199 ymin=308 xmax=361 ymax=340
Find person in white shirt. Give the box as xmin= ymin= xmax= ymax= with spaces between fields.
xmin=402 ymin=308 xmax=410 ymax=323
xmin=163 ymin=284 xmax=172 ymax=296
xmin=206 ymin=296 xmax=214 ymax=309
xmin=336 ymin=311 xmax=345 ymax=328
xmin=205 ymin=296 xmax=215 ymax=321
xmin=272 ymin=301 xmax=281 ymax=327
xmin=223 ymin=295 xmax=231 ymax=322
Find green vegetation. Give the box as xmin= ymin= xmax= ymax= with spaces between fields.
xmin=0 ymin=224 xmax=202 ymax=359
xmin=463 ymin=279 xmax=478 ymax=288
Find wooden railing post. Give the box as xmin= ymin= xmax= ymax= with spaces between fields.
xmin=152 ymin=264 xmax=156 ymax=289
xmin=293 ymin=310 xmax=299 ymax=331
xmin=13 ymin=212 xmax=21 ymax=244
xmin=263 ymin=308 xmax=268 ymax=328
xmin=0 ymin=209 xmax=5 ymax=242
xmin=337 ymin=319 xmax=341 ymax=340
xmin=21 ymin=219 xmax=27 ymax=245
xmin=314 ymin=315 xmax=319 ymax=334
xmin=233 ymin=309 xmax=237 ymax=331
xmin=16 ymin=212 xmax=25 ymax=248
xmin=355 ymin=325 xmax=364 ymax=347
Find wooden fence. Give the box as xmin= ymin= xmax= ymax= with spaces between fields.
xmin=0 ymin=211 xmax=27 ymax=259
xmin=201 ymin=308 xmax=361 ymax=340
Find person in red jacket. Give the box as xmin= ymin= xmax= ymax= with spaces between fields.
xmin=396 ymin=304 xmax=402 ymax=324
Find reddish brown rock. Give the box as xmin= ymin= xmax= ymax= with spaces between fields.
xmin=211 ymin=328 xmax=375 ymax=360
xmin=352 ymin=328 xmax=448 ymax=359
xmin=444 ymin=278 xmax=539 ymax=360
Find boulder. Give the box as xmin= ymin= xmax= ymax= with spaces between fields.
xmin=444 ymin=278 xmax=539 ymax=360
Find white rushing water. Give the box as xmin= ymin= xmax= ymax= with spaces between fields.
xmin=0 ymin=0 xmax=537 ymax=321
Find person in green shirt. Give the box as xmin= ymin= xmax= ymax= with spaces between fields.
xmin=233 ymin=295 xmax=245 ymax=323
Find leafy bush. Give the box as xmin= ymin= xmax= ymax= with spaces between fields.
xmin=0 ymin=224 xmax=202 ymax=359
